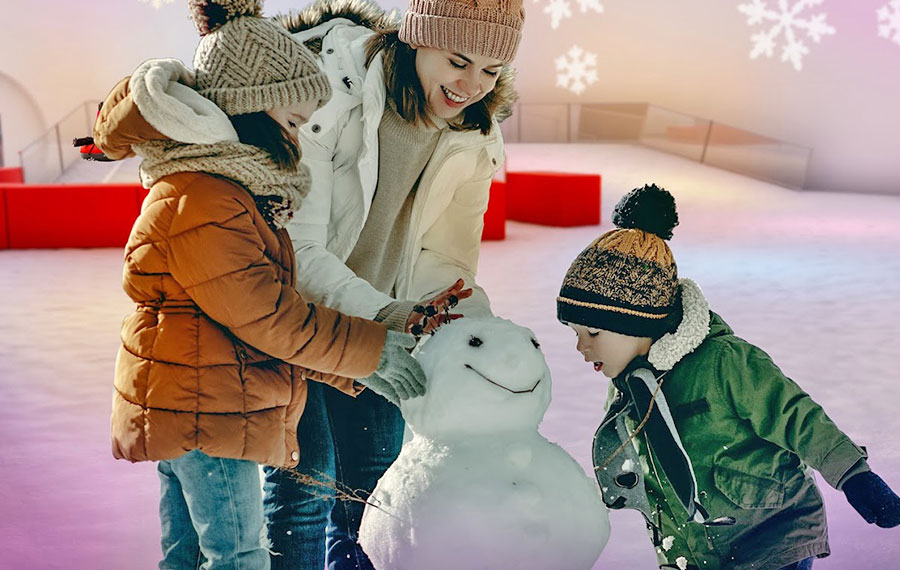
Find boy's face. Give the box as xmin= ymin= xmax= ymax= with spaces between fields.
xmin=567 ymin=324 xmax=653 ymax=379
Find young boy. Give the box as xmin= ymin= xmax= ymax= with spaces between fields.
xmin=557 ymin=184 xmax=900 ymax=570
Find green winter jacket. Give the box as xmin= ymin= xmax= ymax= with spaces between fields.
xmin=596 ymin=279 xmax=867 ymax=570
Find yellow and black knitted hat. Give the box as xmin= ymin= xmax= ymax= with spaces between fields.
xmin=557 ymin=184 xmax=680 ymax=338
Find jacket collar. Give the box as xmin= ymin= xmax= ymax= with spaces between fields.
xmin=647 ymin=278 xmax=710 ymax=371
xmin=278 ymin=0 xmax=400 ymax=37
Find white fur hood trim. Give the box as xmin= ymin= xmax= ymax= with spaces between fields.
xmin=129 ymin=58 xmax=238 ymax=145
xmin=647 ymin=278 xmax=710 ymax=371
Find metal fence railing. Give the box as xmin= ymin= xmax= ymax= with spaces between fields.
xmin=13 ymin=100 xmax=811 ymax=189
xmin=18 ymin=101 xmax=99 ymax=184
xmin=498 ymin=102 xmax=812 ymax=190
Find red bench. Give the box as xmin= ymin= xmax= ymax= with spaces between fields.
xmin=0 ymin=186 xmax=7 ymax=249
xmin=0 ymin=177 xmax=508 ymax=249
xmin=1 ymin=183 xmax=143 ymax=249
xmin=506 ymin=171 xmax=601 ymax=227
xmin=0 ymin=167 xmax=24 ymax=184
xmin=481 ymin=179 xmax=506 ymax=241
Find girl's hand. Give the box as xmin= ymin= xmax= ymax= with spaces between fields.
xmin=405 ymin=279 xmax=472 ymax=338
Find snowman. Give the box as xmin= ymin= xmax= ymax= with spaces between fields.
xmin=358 ymin=317 xmax=610 ymax=570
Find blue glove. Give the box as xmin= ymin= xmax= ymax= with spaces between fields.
xmin=843 ymin=471 xmax=900 ymax=528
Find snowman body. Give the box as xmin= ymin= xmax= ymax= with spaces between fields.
xmin=359 ymin=318 xmax=610 ymax=570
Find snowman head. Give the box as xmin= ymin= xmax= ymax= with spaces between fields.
xmin=402 ymin=317 xmax=552 ymax=439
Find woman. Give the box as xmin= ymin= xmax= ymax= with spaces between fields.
xmin=263 ymin=0 xmax=524 ymax=567
xmin=94 ymin=1 xmax=426 ymax=567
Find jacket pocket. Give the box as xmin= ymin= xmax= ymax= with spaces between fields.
xmin=673 ymin=398 xmax=710 ymax=420
xmin=713 ymin=463 xmax=784 ymax=509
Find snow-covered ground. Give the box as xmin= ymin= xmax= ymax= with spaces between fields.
xmin=1 ymin=143 xmax=898 ymax=569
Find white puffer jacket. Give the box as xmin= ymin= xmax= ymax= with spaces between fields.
xmin=286 ymin=18 xmax=506 ymax=320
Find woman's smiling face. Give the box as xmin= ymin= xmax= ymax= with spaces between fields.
xmin=412 ymin=46 xmax=503 ymax=119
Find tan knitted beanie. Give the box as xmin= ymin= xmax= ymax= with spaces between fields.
xmin=398 ymin=0 xmax=525 ymax=63
xmin=188 ymin=0 xmax=332 ymax=115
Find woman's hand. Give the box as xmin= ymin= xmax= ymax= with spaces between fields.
xmin=405 ymin=279 xmax=473 ymax=338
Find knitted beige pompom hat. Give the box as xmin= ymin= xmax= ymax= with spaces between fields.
xmin=188 ymin=0 xmax=332 ymax=115
xmin=398 ymin=0 xmax=525 ymax=64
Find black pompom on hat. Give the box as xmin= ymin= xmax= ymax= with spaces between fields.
xmin=557 ymin=184 xmax=681 ymax=338
xmin=612 ymin=183 xmax=679 ymax=239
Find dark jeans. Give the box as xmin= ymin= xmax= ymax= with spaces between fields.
xmin=779 ymin=557 xmax=815 ymax=570
xmin=263 ymin=381 xmax=404 ymax=570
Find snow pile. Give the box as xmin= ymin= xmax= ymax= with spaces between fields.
xmin=359 ymin=317 xmax=610 ymax=570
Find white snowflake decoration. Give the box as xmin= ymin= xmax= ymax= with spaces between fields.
xmin=737 ymin=0 xmax=836 ymax=71
xmin=555 ymin=45 xmax=598 ymax=95
xmin=878 ymin=1 xmax=900 ymax=46
xmin=541 ymin=0 xmax=573 ymax=30
xmin=534 ymin=0 xmax=603 ymax=30
xmin=139 ymin=0 xmax=175 ymax=9
xmin=575 ymin=0 xmax=604 ymax=16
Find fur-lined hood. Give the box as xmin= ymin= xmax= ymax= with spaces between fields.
xmin=276 ymin=0 xmax=400 ymax=35
xmin=275 ymin=0 xmax=519 ymax=122
xmin=647 ymin=278 xmax=712 ymax=371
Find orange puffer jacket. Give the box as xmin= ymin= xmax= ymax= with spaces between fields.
xmin=97 ymin=78 xmax=387 ymax=469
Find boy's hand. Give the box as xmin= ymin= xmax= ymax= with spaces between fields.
xmin=405 ymin=279 xmax=472 ymax=338
xmin=843 ymin=471 xmax=900 ymax=528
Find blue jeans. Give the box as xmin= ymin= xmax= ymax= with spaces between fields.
xmin=263 ymin=381 xmax=404 ymax=570
xmin=158 ymin=450 xmax=270 ymax=570
xmin=779 ymin=557 xmax=815 ymax=570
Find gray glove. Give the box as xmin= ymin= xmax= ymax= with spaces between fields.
xmin=357 ymin=331 xmax=427 ymax=406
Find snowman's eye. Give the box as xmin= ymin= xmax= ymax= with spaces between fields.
xmin=468 ymin=336 xmax=483 ymax=347
xmin=531 ymin=338 xmax=540 ymax=349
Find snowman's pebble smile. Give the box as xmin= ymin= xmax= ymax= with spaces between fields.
xmin=465 ymin=364 xmax=541 ymax=394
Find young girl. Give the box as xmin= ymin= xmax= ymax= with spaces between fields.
xmin=556 ymin=184 xmax=900 ymax=569
xmin=95 ymin=1 xmax=425 ymax=567
xmin=260 ymin=0 xmax=523 ymax=567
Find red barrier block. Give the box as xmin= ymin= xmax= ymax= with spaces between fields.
xmin=506 ymin=171 xmax=601 ymax=227
xmin=138 ymin=186 xmax=151 ymax=210
xmin=3 ymin=184 xmax=142 ymax=249
xmin=481 ymin=180 xmax=506 ymax=241
xmin=0 ymin=167 xmax=24 ymax=184
xmin=0 ymin=186 xmax=8 ymax=249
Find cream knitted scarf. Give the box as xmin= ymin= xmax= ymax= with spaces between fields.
xmin=136 ymin=139 xmax=310 ymax=229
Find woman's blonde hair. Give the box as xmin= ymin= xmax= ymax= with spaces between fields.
xmin=364 ymin=29 xmax=514 ymax=135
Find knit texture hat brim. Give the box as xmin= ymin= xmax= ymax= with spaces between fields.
xmin=200 ymin=74 xmax=332 ymax=116
xmin=557 ymin=286 xmax=675 ymax=339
